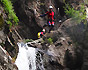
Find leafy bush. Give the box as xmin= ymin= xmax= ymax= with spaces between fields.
xmin=47 ymin=38 xmax=53 ymax=44
xmin=64 ymin=3 xmax=86 ymax=24
xmin=25 ymin=39 xmax=33 ymax=42
xmin=40 ymin=3 xmax=45 ymax=6
xmin=1 ymin=0 xmax=19 ymax=28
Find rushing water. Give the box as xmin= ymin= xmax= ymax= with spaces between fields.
xmin=15 ymin=42 xmax=45 ymax=70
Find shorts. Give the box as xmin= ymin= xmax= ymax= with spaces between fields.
xmin=48 ymin=21 xmax=54 ymax=26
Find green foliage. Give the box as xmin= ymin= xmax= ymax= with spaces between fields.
xmin=1 ymin=0 xmax=19 ymax=28
xmin=40 ymin=3 xmax=45 ymax=6
xmin=64 ymin=3 xmax=86 ymax=24
xmin=25 ymin=39 xmax=33 ymax=42
xmin=12 ymin=55 xmax=17 ymax=62
xmin=47 ymin=38 xmax=53 ymax=44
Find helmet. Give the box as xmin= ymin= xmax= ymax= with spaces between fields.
xmin=59 ymin=20 xmax=62 ymax=23
xmin=42 ymin=29 xmax=45 ymax=32
xmin=49 ymin=5 xmax=53 ymax=9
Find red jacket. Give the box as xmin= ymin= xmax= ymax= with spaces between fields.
xmin=40 ymin=11 xmax=55 ymax=20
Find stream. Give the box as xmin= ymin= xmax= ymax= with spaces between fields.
xmin=15 ymin=42 xmax=45 ymax=70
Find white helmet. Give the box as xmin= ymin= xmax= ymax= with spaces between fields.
xmin=49 ymin=5 xmax=53 ymax=9
xmin=43 ymin=29 xmax=45 ymax=32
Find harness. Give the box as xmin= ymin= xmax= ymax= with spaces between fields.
xmin=46 ymin=11 xmax=55 ymax=25
xmin=46 ymin=11 xmax=54 ymax=21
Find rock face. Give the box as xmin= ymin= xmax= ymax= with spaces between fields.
xmin=26 ymin=16 xmax=87 ymax=70
xmin=60 ymin=18 xmax=88 ymax=70
xmin=27 ymin=26 xmax=81 ymax=70
xmin=13 ymin=0 xmax=67 ymax=39
xmin=0 ymin=29 xmax=6 ymax=44
xmin=0 ymin=46 xmax=17 ymax=70
xmin=0 ymin=0 xmax=88 ymax=70
xmin=13 ymin=0 xmax=84 ymax=39
xmin=13 ymin=0 xmax=45 ymax=39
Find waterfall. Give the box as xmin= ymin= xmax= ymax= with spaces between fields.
xmin=15 ymin=42 xmax=45 ymax=70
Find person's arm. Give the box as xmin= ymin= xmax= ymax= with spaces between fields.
xmin=39 ymin=12 xmax=48 ymax=17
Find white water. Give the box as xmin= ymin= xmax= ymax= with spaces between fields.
xmin=15 ymin=42 xmax=45 ymax=70
xmin=15 ymin=42 xmax=36 ymax=70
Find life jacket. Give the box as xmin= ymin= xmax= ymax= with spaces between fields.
xmin=46 ymin=11 xmax=55 ymax=21
xmin=37 ymin=32 xmax=40 ymax=38
xmin=38 ymin=32 xmax=44 ymax=38
xmin=40 ymin=32 xmax=44 ymax=35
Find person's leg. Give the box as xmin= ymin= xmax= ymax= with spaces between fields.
xmin=48 ymin=21 xmax=54 ymax=33
xmin=48 ymin=21 xmax=51 ymax=26
xmin=40 ymin=34 xmax=43 ymax=38
xmin=51 ymin=22 xmax=54 ymax=30
xmin=43 ymin=21 xmax=50 ymax=29
xmin=51 ymin=21 xmax=54 ymax=26
xmin=49 ymin=25 xmax=54 ymax=32
xmin=48 ymin=21 xmax=51 ymax=33
xmin=43 ymin=24 xmax=47 ymax=28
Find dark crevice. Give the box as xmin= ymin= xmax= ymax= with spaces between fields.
xmin=54 ymin=1 xmax=65 ymax=17
xmin=13 ymin=1 xmax=42 ymax=39
xmin=64 ymin=48 xmax=83 ymax=70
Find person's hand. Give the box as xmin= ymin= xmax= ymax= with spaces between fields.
xmin=36 ymin=14 xmax=40 ymax=18
xmin=36 ymin=15 xmax=39 ymax=18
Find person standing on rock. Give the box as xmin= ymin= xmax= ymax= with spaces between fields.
xmin=39 ymin=5 xmax=56 ymax=33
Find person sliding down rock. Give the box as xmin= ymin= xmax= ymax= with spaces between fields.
xmin=38 ymin=29 xmax=45 ymax=38
xmin=39 ymin=5 xmax=56 ymax=33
